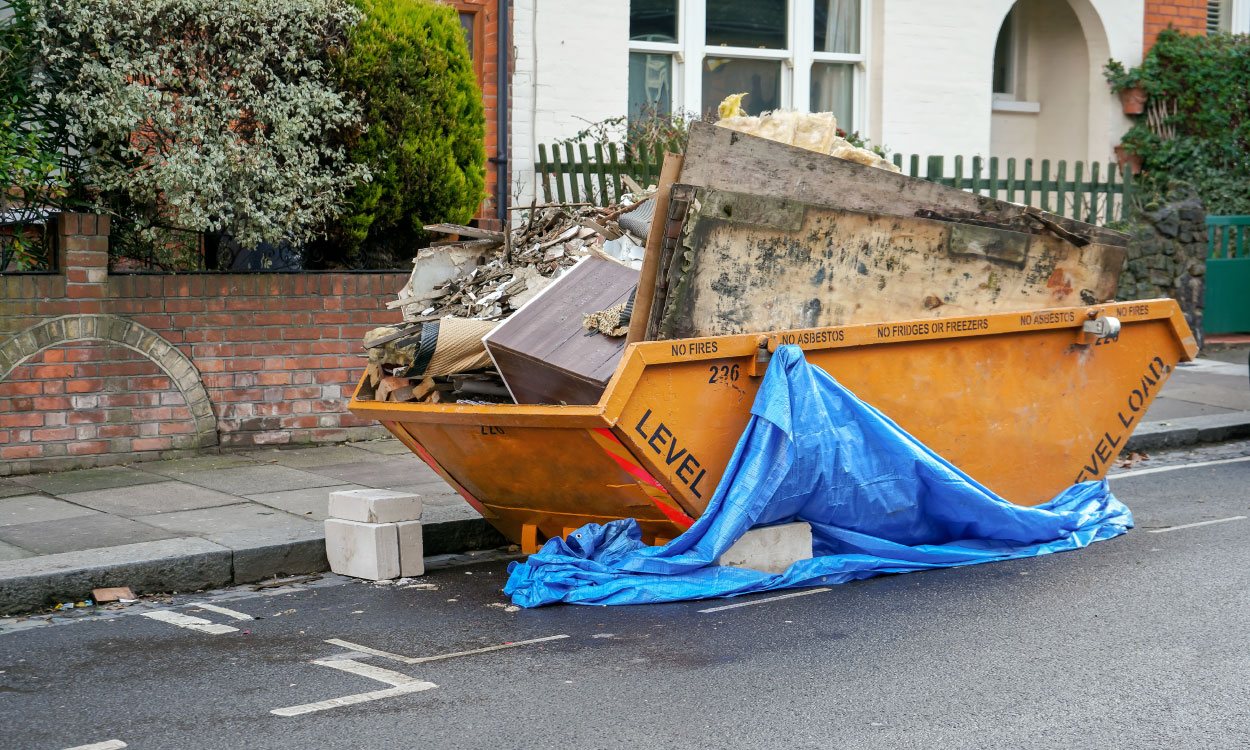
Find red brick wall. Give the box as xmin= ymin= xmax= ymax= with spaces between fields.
xmin=445 ymin=0 xmax=505 ymax=231
xmin=0 ymin=214 xmax=407 ymax=475
xmin=1145 ymin=0 xmax=1208 ymax=51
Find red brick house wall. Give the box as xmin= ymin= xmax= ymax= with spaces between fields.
xmin=447 ymin=0 xmax=506 ymax=231
xmin=0 ymin=214 xmax=407 ymax=476
xmin=1145 ymin=0 xmax=1208 ymax=50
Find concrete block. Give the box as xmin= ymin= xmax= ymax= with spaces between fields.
xmin=715 ymin=522 xmax=813 ymax=575
xmin=397 ymin=520 xmax=424 ymax=577
xmin=324 ymin=518 xmax=400 ymax=580
xmin=328 ymin=489 xmax=422 ymax=524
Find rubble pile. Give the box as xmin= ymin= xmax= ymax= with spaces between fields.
xmin=361 ymin=197 xmax=652 ymax=404
xmin=394 ymin=200 xmax=651 ymax=322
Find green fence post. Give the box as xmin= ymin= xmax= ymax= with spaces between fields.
xmin=988 ymin=157 xmax=1000 ymax=200
xmin=608 ymin=143 xmax=623 ymax=202
xmin=953 ymin=155 xmax=964 ymax=190
xmin=1088 ymin=161 xmax=1102 ymax=224
xmin=578 ymin=143 xmax=595 ymax=204
xmin=972 ymin=155 xmax=983 ymax=196
xmin=909 ymin=154 xmax=920 ymax=178
xmin=537 ymin=144 xmax=551 ymax=202
xmin=593 ymin=142 xmax=609 ymax=204
xmin=1055 ymin=161 xmax=1068 ymax=218
xmin=1006 ymin=158 xmax=1017 ymax=203
xmin=563 ymin=143 xmax=581 ymax=203
xmin=1023 ymin=158 xmax=1034 ymax=209
xmin=551 ymin=144 xmax=567 ymax=203
xmin=1039 ymin=160 xmax=1051 ymax=213
xmin=927 ymin=155 xmax=944 ymax=184
xmin=1072 ymin=162 xmax=1085 ymax=223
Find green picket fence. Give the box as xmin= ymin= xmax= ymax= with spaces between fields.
xmin=534 ymin=141 xmax=1135 ymax=227
xmin=535 ymin=142 xmax=668 ymax=207
xmin=890 ymin=154 xmax=1134 ymax=226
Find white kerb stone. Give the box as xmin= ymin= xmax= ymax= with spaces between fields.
xmin=328 ymin=489 xmax=422 ymax=524
xmin=325 ymin=519 xmax=400 ymax=580
xmin=396 ymin=520 xmax=424 ymax=577
xmin=715 ymin=522 xmax=813 ymax=575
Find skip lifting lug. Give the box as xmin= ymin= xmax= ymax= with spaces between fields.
xmin=1079 ymin=312 xmax=1121 ymax=345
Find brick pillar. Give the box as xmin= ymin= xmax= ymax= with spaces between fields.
xmin=59 ymin=213 xmax=110 ymax=299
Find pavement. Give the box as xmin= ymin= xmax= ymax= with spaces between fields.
xmin=2 ymin=444 xmax=1248 ymax=749
xmin=0 ymin=348 xmax=1246 ymax=614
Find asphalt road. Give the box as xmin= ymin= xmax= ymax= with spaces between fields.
xmin=2 ymin=448 xmax=1248 ymax=750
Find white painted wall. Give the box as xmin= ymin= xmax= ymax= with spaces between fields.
xmin=877 ymin=0 xmax=1142 ymax=166
xmin=510 ymin=0 xmax=630 ymax=210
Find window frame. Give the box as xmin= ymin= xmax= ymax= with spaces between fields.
xmin=627 ymin=1 xmax=870 ymax=133
xmin=452 ymin=3 xmax=486 ymax=87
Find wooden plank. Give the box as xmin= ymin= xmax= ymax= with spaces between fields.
xmin=651 ymin=187 xmax=1128 ymax=340
xmin=423 ymin=223 xmax=505 ymax=242
xmin=1006 ymin=158 xmax=1017 ymax=203
xmin=678 ymin=122 xmax=1128 ymax=246
xmin=628 ymin=152 xmax=684 ymax=345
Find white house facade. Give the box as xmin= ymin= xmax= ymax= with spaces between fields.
xmin=508 ymin=1 xmax=1246 ymax=207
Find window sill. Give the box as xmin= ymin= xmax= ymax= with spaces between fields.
xmin=992 ymin=99 xmax=1041 ymax=113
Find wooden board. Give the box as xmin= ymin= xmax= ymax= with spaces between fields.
xmin=648 ymin=187 xmax=1128 ymax=340
xmin=680 ymin=120 xmax=1129 ymax=248
xmin=485 ymin=258 xmax=638 ymax=405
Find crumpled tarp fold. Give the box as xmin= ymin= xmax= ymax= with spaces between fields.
xmin=505 ymin=345 xmax=1132 ymax=607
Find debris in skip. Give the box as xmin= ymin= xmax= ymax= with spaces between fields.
xmin=347 ymin=92 xmax=1195 ymax=579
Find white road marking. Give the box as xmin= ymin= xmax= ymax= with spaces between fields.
xmin=1147 ymin=516 xmax=1247 ymax=534
xmin=140 ymin=610 xmax=237 ymax=634
xmin=193 ymin=603 xmax=254 ymax=621
xmin=698 ymin=588 xmax=832 ymax=613
xmin=1108 ymin=455 xmax=1250 ymax=480
xmin=324 ymin=634 xmax=570 ymax=664
xmin=61 ymin=742 xmax=126 ymax=750
xmin=270 ymin=659 xmax=436 ymax=717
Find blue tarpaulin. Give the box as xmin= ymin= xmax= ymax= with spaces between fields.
xmin=505 ymin=345 xmax=1132 ymax=607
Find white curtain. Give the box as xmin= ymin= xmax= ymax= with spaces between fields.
xmin=820 ymin=0 xmax=859 ymax=53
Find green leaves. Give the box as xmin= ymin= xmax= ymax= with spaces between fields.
xmin=1114 ymin=29 xmax=1250 ymax=215
xmin=29 ymin=0 xmax=370 ymax=253
xmin=327 ymin=0 xmax=486 ymax=266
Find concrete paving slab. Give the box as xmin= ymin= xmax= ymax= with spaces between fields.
xmin=0 ymin=514 xmax=178 ymax=555
xmin=59 ymin=482 xmax=242 ymax=518
xmin=13 ymin=467 xmax=167 ymax=496
xmin=254 ymin=445 xmax=390 ymax=469
xmin=0 ymin=480 xmax=32 ymax=499
xmin=351 ymin=439 xmax=411 ymax=455
xmin=301 ymin=458 xmax=442 ymax=487
xmin=1154 ymin=383 xmax=1250 ymax=411
xmin=245 ymin=484 xmax=365 ymax=521
xmin=0 ymin=495 xmax=101 ymax=527
xmin=0 ymin=540 xmax=35 ymax=562
xmin=139 ymin=454 xmax=262 ymax=478
xmin=389 ymin=481 xmax=463 ymax=501
xmin=177 ymin=464 xmax=342 ymax=495
xmin=133 ymin=502 xmax=319 ymax=537
xmin=0 ymin=537 xmax=232 ymax=613
xmin=1143 ymin=399 xmax=1238 ymax=421
xmin=420 ymin=501 xmax=484 ymax=525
